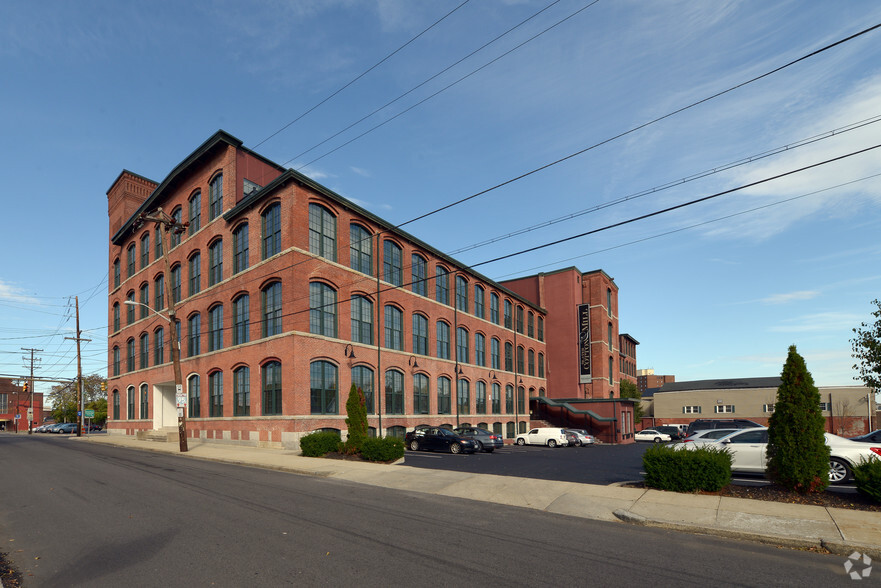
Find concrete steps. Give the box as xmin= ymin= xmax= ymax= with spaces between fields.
xmin=136 ymin=428 xmax=178 ymax=443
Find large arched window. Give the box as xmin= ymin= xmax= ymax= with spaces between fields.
xmin=310 ymin=282 xmax=337 ymax=338
xmin=170 ymin=207 xmax=183 ymax=248
xmin=208 ymin=304 xmax=224 ymax=351
xmin=475 ymin=381 xmax=487 ymax=414
xmin=126 ymin=290 xmax=136 ymax=324
xmin=385 ymin=370 xmax=404 ymax=415
xmin=528 ymin=312 xmax=535 ymax=338
xmin=456 ymin=327 xmax=469 ymax=364
xmin=140 ymin=233 xmax=150 ymax=269
xmin=475 ymin=333 xmax=485 ymax=367
xmin=411 ymin=254 xmax=427 ymax=296
xmin=350 ymin=224 xmax=372 ymax=274
xmin=538 ymin=353 xmax=545 ymax=378
xmin=384 ymin=305 xmax=403 ymax=350
xmin=208 ymin=239 xmax=223 ymax=286
xmin=189 ymin=252 xmax=201 ymax=296
xmin=352 ymin=365 xmax=374 ymax=414
xmin=126 ymin=338 xmax=135 ymax=372
xmin=412 ymin=314 xmax=428 ymax=356
xmin=491 ymin=337 xmax=500 ymax=370
xmin=154 ymin=274 xmax=165 ymax=310
xmin=209 ymin=173 xmax=223 ymax=220
xmin=127 ymin=244 xmax=136 ymax=278
xmin=437 ymin=376 xmax=451 ymax=415
xmin=113 ymin=258 xmax=120 ymax=289
xmin=139 ymin=333 xmax=149 ymax=369
xmin=310 ymin=361 xmax=338 ymax=415
xmin=261 ymin=202 xmax=281 ymax=259
xmin=188 ymin=374 xmax=201 ymax=418
xmin=262 ymin=361 xmax=282 ymax=415
xmin=154 ymin=327 xmax=164 ymax=365
xmin=457 ymin=379 xmax=470 ymax=415
xmin=413 ymin=373 xmax=429 ymax=415
xmin=505 ymin=384 xmax=514 ymax=414
xmin=491 ymin=382 xmax=501 ymax=414
xmin=233 ymin=294 xmax=250 ymax=346
xmin=350 ymin=295 xmax=373 ymax=345
xmin=436 ymin=321 xmax=450 ymax=359
xmin=140 ymin=383 xmax=149 ymax=419
xmin=517 ymin=345 xmax=525 ymax=374
xmin=504 ymin=342 xmax=513 ymax=372
xmin=171 ymin=264 xmax=181 ymax=304
xmin=455 ymin=276 xmax=468 ymax=312
xmin=435 ymin=266 xmax=449 ymax=305
xmin=138 ymin=283 xmax=149 ymax=318
xmin=528 ymin=349 xmax=535 ymax=376
xmin=188 ymin=313 xmax=201 ymax=357
xmin=127 ymin=386 xmax=135 ymax=419
xmin=262 ymin=281 xmax=282 ymax=337
xmin=188 ymin=190 xmax=201 ymax=234
xmin=474 ymin=285 xmax=485 ymax=319
xmin=233 ymin=223 xmax=249 ymax=274
xmin=504 ymin=299 xmax=512 ymax=329
xmin=112 ymin=389 xmax=120 ymax=420
xmin=383 ymin=240 xmax=402 ymax=286
xmin=112 ymin=302 xmax=120 ymax=332
xmin=308 ymin=203 xmax=337 ymax=261
xmin=112 ymin=346 xmax=120 ymax=376
xmin=209 ymin=371 xmax=223 ymax=417
xmin=233 ymin=366 xmax=250 ymax=416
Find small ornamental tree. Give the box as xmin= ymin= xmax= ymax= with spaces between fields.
xmin=619 ymin=379 xmax=644 ymax=421
xmin=851 ymin=298 xmax=881 ymax=391
xmin=343 ymin=384 xmax=368 ymax=454
xmin=766 ymin=345 xmax=830 ymax=493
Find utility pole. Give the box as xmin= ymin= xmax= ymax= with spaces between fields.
xmin=21 ymin=347 xmax=42 ymax=434
xmin=64 ymin=297 xmax=90 ymax=437
xmin=136 ymin=207 xmax=188 ymax=452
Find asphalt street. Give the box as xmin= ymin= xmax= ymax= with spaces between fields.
xmin=0 ymin=434 xmax=861 ymax=586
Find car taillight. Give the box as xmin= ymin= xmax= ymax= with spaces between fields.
xmin=683 ymin=439 xmax=693 ymax=443
xmin=870 ymin=447 xmax=881 ymax=456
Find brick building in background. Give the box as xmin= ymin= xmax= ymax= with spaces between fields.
xmin=0 ymin=378 xmax=44 ymax=432
xmin=106 ymin=131 xmax=547 ymax=449
xmin=500 ymin=268 xmax=638 ymax=443
xmin=637 ymin=369 xmax=675 ymax=395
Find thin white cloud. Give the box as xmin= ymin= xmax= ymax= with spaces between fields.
xmin=350 ymin=166 xmax=372 ymax=178
xmin=768 ymin=311 xmax=862 ymax=333
xmin=761 ymin=290 xmax=819 ymax=305
xmin=0 ymin=280 xmax=40 ymax=305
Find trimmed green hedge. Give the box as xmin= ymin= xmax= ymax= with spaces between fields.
xmin=853 ymin=457 xmax=881 ymax=503
xmin=300 ymin=431 xmax=342 ymax=457
xmin=643 ymin=444 xmax=732 ymax=492
xmin=360 ymin=437 xmax=405 ymax=462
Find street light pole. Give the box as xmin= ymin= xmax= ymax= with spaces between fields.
xmin=130 ymin=207 xmax=189 ymax=452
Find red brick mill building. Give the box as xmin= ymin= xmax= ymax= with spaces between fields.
xmin=106 ymin=131 xmax=552 ymax=449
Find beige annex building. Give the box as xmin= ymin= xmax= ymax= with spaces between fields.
xmin=642 ymin=377 xmax=876 ymax=437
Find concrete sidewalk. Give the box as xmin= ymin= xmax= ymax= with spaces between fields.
xmin=73 ymin=434 xmax=881 ymax=559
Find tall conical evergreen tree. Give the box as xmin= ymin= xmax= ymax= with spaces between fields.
xmin=766 ymin=345 xmax=830 ymax=493
xmin=344 ymin=384 xmax=368 ymax=454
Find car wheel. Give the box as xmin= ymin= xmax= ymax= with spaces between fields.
xmin=485 ymin=448 xmax=494 ymax=453
xmin=829 ymin=458 xmax=852 ymax=484
xmin=575 ymin=440 xmax=582 ymax=447
xmin=547 ymin=439 xmax=557 ymax=448
xmin=409 ymin=440 xmax=419 ymax=452
xmin=516 ymin=438 xmax=525 ymax=446
xmin=450 ymin=443 xmax=462 ymax=454
xmin=474 ymin=440 xmax=483 ymax=451
xmin=653 ymin=437 xmax=662 ymax=443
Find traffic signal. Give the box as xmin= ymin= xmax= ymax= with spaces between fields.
xmin=100 ymin=381 xmax=107 ymax=392
xmin=22 ymin=382 xmax=28 ymax=394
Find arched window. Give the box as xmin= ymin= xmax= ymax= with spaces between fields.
xmin=188 ymin=374 xmax=201 ymax=418
xmin=209 ymin=173 xmax=223 ymax=220
xmin=140 ymin=383 xmax=149 ymax=419
xmin=113 ymin=258 xmax=120 ymax=289
xmin=474 ymin=333 xmax=485 ymax=367
xmin=171 ymin=264 xmax=181 ymax=303
xmin=188 ymin=313 xmax=201 ymax=357
xmin=474 ymin=285 xmax=485 ymax=319
xmin=456 ymin=327 xmax=469 ymax=364
xmin=112 ymin=346 xmax=120 ymax=376
xmin=387 ymin=426 xmax=406 ymax=439
xmin=154 ymin=327 xmax=164 ymax=365
xmin=435 ymin=266 xmax=449 ymax=305
xmin=233 ymin=366 xmax=250 ymax=416
xmin=607 ymin=287 xmax=612 ymax=317
xmin=262 ymin=281 xmax=282 ymax=337
xmin=538 ymin=353 xmax=545 ymax=378
xmin=127 ymin=386 xmax=135 ymax=419
xmin=528 ymin=312 xmax=535 ymax=338
xmin=517 ymin=386 xmax=525 ymax=414
xmin=154 ymin=274 xmax=165 ymax=310
xmin=189 ymin=252 xmax=201 ymax=296
xmin=126 ymin=338 xmax=135 ymax=372
xmin=517 ymin=345 xmax=525 ymax=374
xmin=170 ymin=207 xmax=183 ymax=248
xmin=308 ymin=203 xmax=336 ymax=261
xmin=350 ymin=295 xmax=373 ymax=345
xmin=112 ymin=302 xmax=120 ymax=332
xmin=383 ymin=240 xmax=402 ymax=286
xmin=261 ymin=202 xmax=281 ymax=259
xmin=384 ymin=305 xmax=403 ymax=350
xmin=127 ymin=244 xmax=136 ymax=278
xmin=491 ymin=383 xmax=501 ymax=413
xmin=140 ymin=233 xmax=150 ymax=269
xmin=209 ymin=371 xmax=223 ymax=417
xmin=457 ymin=379 xmax=470 ymax=415
xmin=608 ymin=322 xmax=613 ymax=351
xmin=208 ymin=304 xmax=224 ymax=351
xmin=609 ymin=356 xmax=614 ymax=385
xmin=310 ymin=361 xmax=338 ymax=415
xmin=411 ymin=254 xmax=427 ymax=296
xmin=538 ymin=316 xmax=544 ymax=342
xmin=352 ymin=365 xmax=374 ymax=414
xmin=475 ymin=381 xmax=487 ymax=414
xmin=139 ymin=283 xmax=149 ymax=318
xmin=208 ymin=239 xmax=223 ymax=286
xmin=350 ymin=224 xmax=372 ymax=274
xmin=262 ymin=361 xmax=282 ymax=415
xmin=310 ymin=282 xmax=337 ymax=338
xmin=412 ymin=314 xmax=428 ymax=355
xmin=112 ymin=389 xmax=120 ymax=420
xmin=455 ymin=275 xmax=468 ymax=312
xmin=233 ymin=294 xmax=250 ymax=346
xmin=188 ymin=190 xmax=201 ymax=234
xmin=490 ymin=292 xmax=500 ymax=324
xmin=491 ymin=337 xmax=500 ymax=370
xmin=528 ymin=349 xmax=535 ymax=376
xmin=233 ymin=223 xmax=249 ymax=274
xmin=516 ymin=306 xmax=524 ymax=334
xmin=126 ymin=290 xmax=136 ymax=324
xmin=504 ymin=299 xmax=512 ymax=329
xmin=385 ymin=370 xmax=404 ymax=415
xmin=413 ymin=373 xmax=429 ymax=415
xmin=436 ymin=321 xmax=450 ymax=359
xmin=504 ymin=342 xmax=513 ymax=372
xmin=139 ymin=333 xmax=149 ymax=369
xmin=505 ymin=384 xmax=514 ymax=413
xmin=437 ymin=376 xmax=451 ymax=415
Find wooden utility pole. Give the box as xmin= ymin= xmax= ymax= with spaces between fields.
xmin=21 ymin=347 xmax=41 ymax=434
xmin=64 ymin=297 xmax=90 ymax=437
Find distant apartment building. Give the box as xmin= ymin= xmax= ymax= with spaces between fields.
xmin=637 ymin=369 xmax=675 ymax=395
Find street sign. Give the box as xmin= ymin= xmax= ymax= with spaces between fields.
xmin=84 ymin=409 xmax=95 ymax=418
xmin=15 ymin=414 xmax=20 ymax=420
xmin=77 ymin=411 xmax=82 ymax=416
xmin=27 ymin=409 xmax=33 ymax=420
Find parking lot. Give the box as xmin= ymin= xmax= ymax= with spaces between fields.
xmin=403 ymin=441 xmax=859 ymax=493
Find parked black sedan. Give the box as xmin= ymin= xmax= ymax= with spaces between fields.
xmin=453 ymin=426 xmax=504 ymax=452
xmin=405 ymin=426 xmax=477 ymax=454
xmin=850 ymin=429 xmax=881 ymax=443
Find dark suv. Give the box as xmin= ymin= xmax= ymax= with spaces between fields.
xmin=685 ymin=419 xmax=762 ymax=437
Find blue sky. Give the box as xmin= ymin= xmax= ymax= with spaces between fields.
xmin=2 ymin=0 xmax=880 ymax=399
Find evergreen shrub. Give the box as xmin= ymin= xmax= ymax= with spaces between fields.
xmin=360 ymin=437 xmax=405 ymax=462
xmin=642 ymin=444 xmax=732 ymax=492
xmin=343 ymin=384 xmax=369 ymax=455
xmin=853 ymin=457 xmax=881 ymax=503
xmin=300 ymin=431 xmax=342 ymax=457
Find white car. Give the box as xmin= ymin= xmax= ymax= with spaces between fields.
xmin=707 ymin=427 xmax=881 ymax=484
xmin=673 ymin=428 xmax=740 ymax=449
xmin=515 ymin=428 xmax=569 ymax=448
xmin=565 ymin=429 xmax=595 ymax=446
xmin=634 ymin=429 xmax=672 ymax=443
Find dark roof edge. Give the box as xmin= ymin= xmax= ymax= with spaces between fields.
xmin=224 ymin=168 xmax=546 ymax=313
xmin=619 ymin=333 xmax=639 ymax=344
xmin=657 ymin=377 xmax=782 ymax=392
xmin=106 ymin=169 xmax=158 ymax=196
xmin=502 ymin=266 xmax=617 ymax=287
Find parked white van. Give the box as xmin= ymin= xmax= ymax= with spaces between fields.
xmin=515 ymin=428 xmax=569 ymax=448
